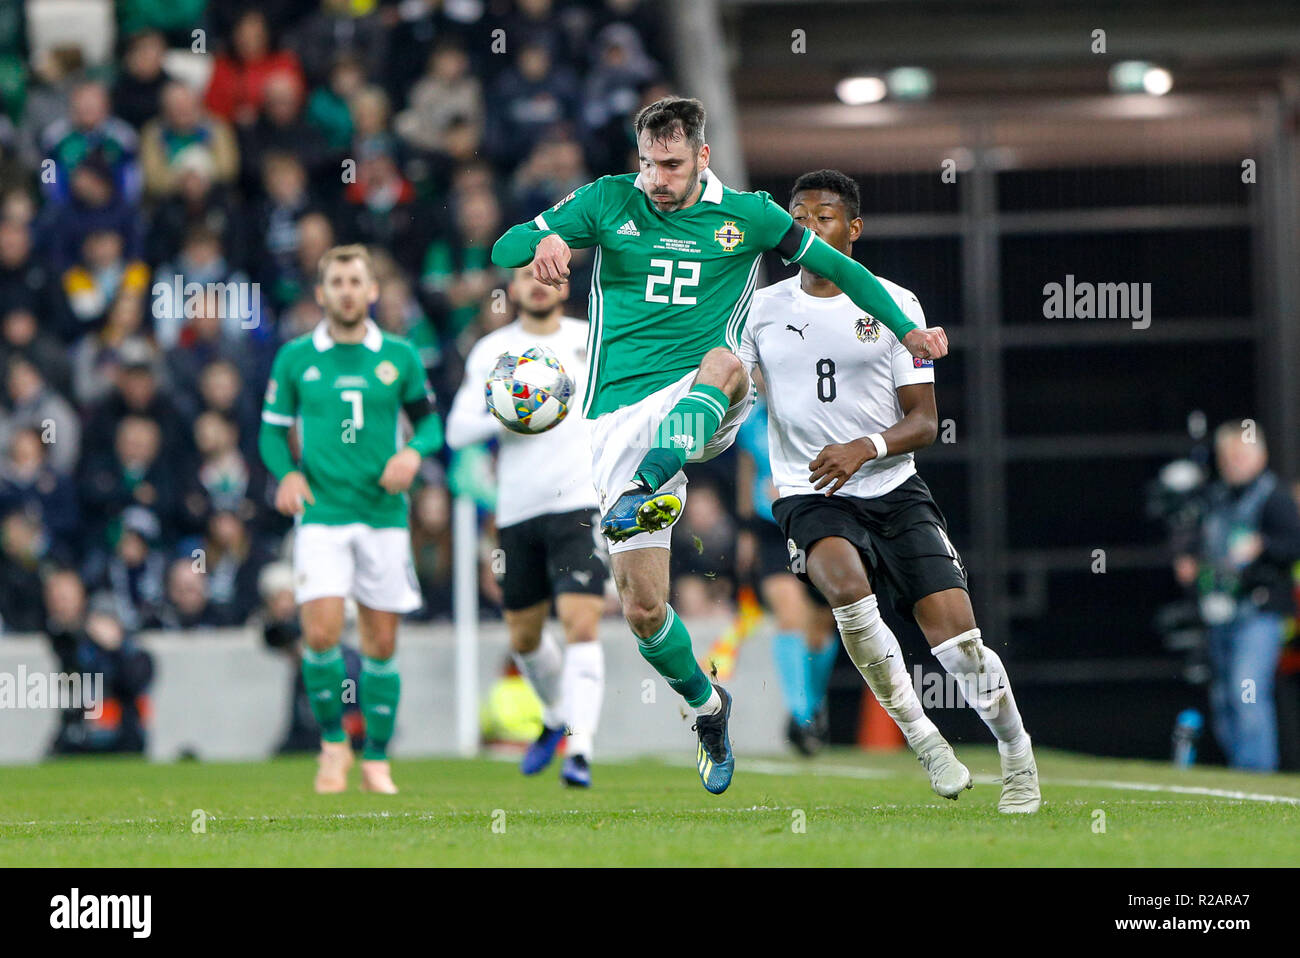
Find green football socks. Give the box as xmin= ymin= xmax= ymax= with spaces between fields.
xmin=301 ymin=645 xmax=347 ymax=744
xmin=634 ymin=384 xmax=730 ymax=492
xmin=360 ymin=655 xmax=401 ymax=761
xmin=637 ymin=605 xmax=712 ymax=707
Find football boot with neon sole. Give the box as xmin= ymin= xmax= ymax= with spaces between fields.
xmin=600 ymin=479 xmax=683 ymax=543
xmin=692 ymin=685 xmax=735 ymax=795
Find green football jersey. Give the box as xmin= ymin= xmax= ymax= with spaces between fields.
xmin=261 ymin=320 xmax=432 ymax=528
xmin=528 ymin=170 xmax=811 ymax=418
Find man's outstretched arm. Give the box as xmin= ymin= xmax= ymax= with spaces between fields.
xmin=793 ymin=233 xmax=948 ymax=359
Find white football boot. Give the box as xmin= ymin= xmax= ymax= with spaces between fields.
xmin=915 ymin=732 xmax=973 ymax=799
xmin=998 ymin=740 xmax=1041 ymax=814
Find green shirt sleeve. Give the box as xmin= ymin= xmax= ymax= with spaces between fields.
xmin=258 ymin=346 xmax=298 ymax=480
xmin=491 ymin=178 xmax=604 ymax=267
xmin=794 ymin=235 xmax=919 ymax=342
xmin=752 ymin=192 xmax=918 ymax=342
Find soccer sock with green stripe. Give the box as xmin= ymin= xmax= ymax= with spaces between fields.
xmin=301 ymin=645 xmax=347 ymax=744
xmin=634 ymin=384 xmax=730 ymax=492
xmin=360 ymin=655 xmax=401 ymax=760
xmin=636 ymin=605 xmax=713 ymax=708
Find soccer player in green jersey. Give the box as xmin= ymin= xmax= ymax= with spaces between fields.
xmin=259 ymin=245 xmax=443 ymax=795
xmin=490 ymin=96 xmax=948 ymax=794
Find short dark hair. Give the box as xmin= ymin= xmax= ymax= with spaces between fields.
xmin=634 ymin=96 xmax=706 ymax=151
xmin=791 ymin=169 xmax=861 ymax=221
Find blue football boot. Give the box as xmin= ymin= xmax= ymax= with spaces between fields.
xmin=520 ymin=724 xmax=566 ymax=775
xmin=692 ymin=685 xmax=735 ymax=795
xmin=600 ymin=479 xmax=683 ymax=543
xmin=560 ymin=754 xmax=592 ymax=788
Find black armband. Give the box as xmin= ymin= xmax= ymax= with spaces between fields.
xmin=403 ymin=396 xmax=435 ymax=424
xmin=775 ymin=222 xmax=808 ymax=261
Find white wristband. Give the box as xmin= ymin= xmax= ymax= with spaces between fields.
xmin=867 ymin=433 xmax=888 ymax=460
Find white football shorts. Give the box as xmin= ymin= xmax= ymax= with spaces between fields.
xmin=292 ymin=522 xmax=423 ymax=612
xmin=589 ymin=368 xmax=754 ymax=554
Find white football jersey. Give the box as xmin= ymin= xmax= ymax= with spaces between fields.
xmin=738 ymin=274 xmax=934 ymax=500
xmin=447 ymin=316 xmax=599 ymax=527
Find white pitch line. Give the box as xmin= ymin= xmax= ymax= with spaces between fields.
xmin=725 ymin=759 xmax=1300 ymax=806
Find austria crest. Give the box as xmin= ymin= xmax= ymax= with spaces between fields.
xmin=714 ymin=220 xmax=744 ymax=252
xmin=854 ymin=314 xmax=881 ymax=343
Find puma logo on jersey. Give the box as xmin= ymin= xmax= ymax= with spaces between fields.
xmin=616 ymin=219 xmax=640 ymax=236
xmin=786 ymin=323 xmax=810 ymax=339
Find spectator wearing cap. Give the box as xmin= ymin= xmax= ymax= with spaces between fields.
xmin=0 ymin=425 xmax=79 ymax=560
xmin=0 ymin=218 xmax=72 ymax=341
xmin=39 ymin=80 xmax=141 ymax=205
xmin=0 ymin=355 xmax=80 ymax=475
xmin=394 ymin=42 xmax=484 ymax=156
xmin=139 ymin=82 xmax=239 ymax=200
xmin=112 ymin=29 xmax=176 ymax=132
xmin=90 ymin=504 xmax=167 ymax=632
xmin=483 ymin=39 xmax=580 ymax=174
xmin=203 ymin=9 xmax=305 ymax=128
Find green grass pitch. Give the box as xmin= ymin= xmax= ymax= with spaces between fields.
xmin=2 ymin=747 xmax=1297 ymax=866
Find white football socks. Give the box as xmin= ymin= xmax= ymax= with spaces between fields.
xmin=561 ymin=640 xmax=604 ymax=759
xmin=833 ymin=595 xmax=938 ymax=751
xmin=515 ymin=630 xmax=565 ymax=729
xmin=694 ymin=687 xmax=723 ymax=716
xmin=930 ymin=628 xmax=1030 ymax=760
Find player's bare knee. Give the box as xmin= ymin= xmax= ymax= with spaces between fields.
xmin=621 ymin=595 xmax=666 ymax=639
xmin=698 ymin=348 xmax=745 ymax=395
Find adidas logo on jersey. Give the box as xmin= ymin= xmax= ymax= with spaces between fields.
xmin=303 ymin=366 xmax=321 ymax=381
xmin=616 ymin=219 xmax=640 ymax=236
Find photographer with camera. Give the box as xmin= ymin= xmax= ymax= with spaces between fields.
xmin=1173 ymin=422 xmax=1300 ymax=771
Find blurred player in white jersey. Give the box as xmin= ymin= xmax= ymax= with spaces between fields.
xmin=447 ymin=268 xmax=608 ymax=787
xmin=739 ymin=170 xmax=1040 ymax=812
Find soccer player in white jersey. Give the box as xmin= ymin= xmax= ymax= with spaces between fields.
xmin=739 ymin=170 xmax=1041 ymax=812
xmin=446 ymin=267 xmax=608 ymax=787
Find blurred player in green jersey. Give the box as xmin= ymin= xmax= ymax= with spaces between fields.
xmin=492 ymin=96 xmax=947 ymax=794
xmin=259 ymin=245 xmax=443 ymax=794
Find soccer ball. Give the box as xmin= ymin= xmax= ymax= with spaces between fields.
xmin=485 ymin=346 xmax=575 ymax=434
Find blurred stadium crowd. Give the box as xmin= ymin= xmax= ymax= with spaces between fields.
xmin=0 ymin=1 xmax=738 ymax=644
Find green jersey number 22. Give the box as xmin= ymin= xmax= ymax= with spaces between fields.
xmin=645 ymin=259 xmax=700 ymax=305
